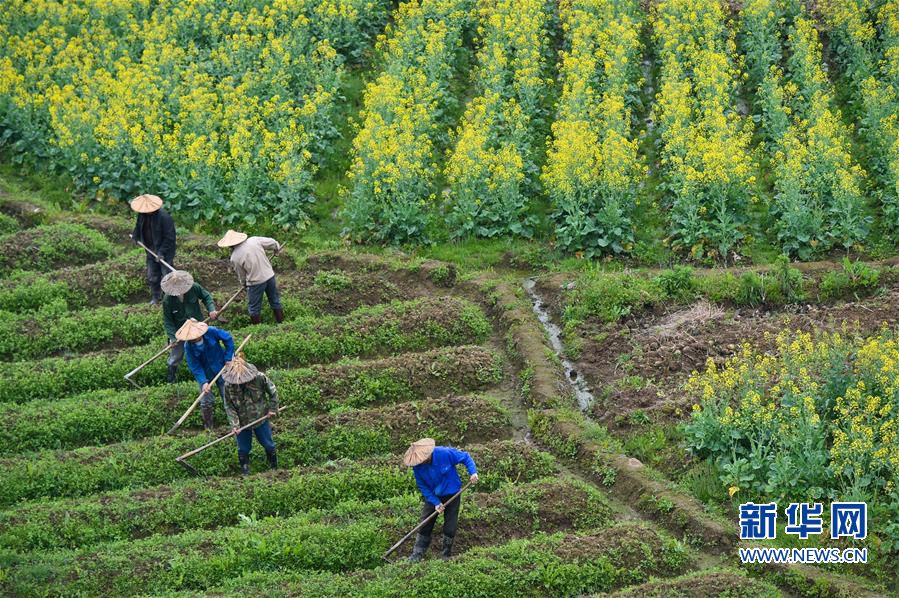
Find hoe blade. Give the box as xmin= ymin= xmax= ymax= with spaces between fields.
xmin=176 ymin=458 xmax=202 ymax=477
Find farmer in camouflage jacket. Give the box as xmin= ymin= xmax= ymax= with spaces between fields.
xmin=221 ymin=354 xmax=279 ymax=475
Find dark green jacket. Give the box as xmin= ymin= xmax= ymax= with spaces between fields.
xmin=223 ymin=373 xmax=279 ymax=429
xmin=162 ymin=283 xmax=216 ymax=340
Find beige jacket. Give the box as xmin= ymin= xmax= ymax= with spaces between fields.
xmin=230 ymin=236 xmax=280 ymax=286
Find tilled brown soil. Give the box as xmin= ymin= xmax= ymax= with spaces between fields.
xmin=538 ymin=279 xmax=899 ymax=427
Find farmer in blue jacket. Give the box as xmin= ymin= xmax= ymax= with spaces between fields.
xmin=175 ymin=318 xmax=235 ymax=431
xmin=403 ymin=438 xmax=478 ymax=561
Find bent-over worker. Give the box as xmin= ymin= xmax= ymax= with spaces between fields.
xmin=175 ymin=318 xmax=234 ymax=431
xmin=217 ymin=229 xmax=284 ymax=324
xmin=404 ymin=438 xmax=478 ymax=561
xmin=221 ymin=354 xmax=279 ymax=475
xmin=130 ymin=194 xmax=176 ymax=305
xmin=161 ymin=270 xmax=219 ymax=384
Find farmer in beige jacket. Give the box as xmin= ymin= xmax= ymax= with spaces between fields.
xmin=217 ymin=230 xmax=284 ymax=324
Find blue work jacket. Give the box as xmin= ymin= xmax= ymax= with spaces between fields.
xmin=412 ymin=446 xmax=477 ymax=506
xmin=184 ymin=326 xmax=235 ymax=384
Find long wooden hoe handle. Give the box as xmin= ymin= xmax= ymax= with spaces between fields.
xmin=166 ymin=334 xmax=252 ymax=435
xmin=215 ymin=285 xmax=247 ymax=314
xmin=175 ymin=405 xmax=291 ymax=465
xmin=123 ymin=286 xmax=247 ymax=386
xmin=130 ymin=235 xmax=176 ymax=273
xmin=382 ymin=481 xmax=473 ymax=562
xmin=124 ymin=341 xmax=177 ymax=386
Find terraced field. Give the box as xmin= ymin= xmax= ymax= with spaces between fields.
xmin=2 ymin=194 xmax=895 ymax=597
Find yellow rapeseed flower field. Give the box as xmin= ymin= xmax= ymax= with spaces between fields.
xmin=0 ymin=0 xmax=389 ymax=226
xmin=652 ymin=0 xmax=756 ymax=261
xmin=443 ymin=0 xmax=549 ymax=239
xmin=543 ymin=0 xmax=645 ymax=256
xmin=0 ymin=0 xmax=895 ymax=251
xmin=686 ymin=327 xmax=899 ymax=510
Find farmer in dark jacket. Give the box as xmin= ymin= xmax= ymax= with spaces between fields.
xmin=175 ymin=319 xmax=234 ymax=431
xmin=221 ymin=355 xmax=279 ymax=475
xmin=130 ymin=194 xmax=176 ymax=304
xmin=161 ymin=270 xmax=219 ymax=384
xmin=404 ymin=439 xmax=478 ymax=561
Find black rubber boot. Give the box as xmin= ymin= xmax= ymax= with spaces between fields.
xmin=441 ymin=534 xmax=454 ymax=559
xmin=201 ymin=404 xmax=214 ymax=432
xmin=149 ymin=292 xmax=161 ymax=305
xmin=265 ymin=448 xmax=278 ymax=470
xmin=167 ymin=364 xmax=178 ymax=384
xmin=273 ymin=308 xmax=285 ymax=323
xmin=238 ymin=453 xmax=250 ymax=476
xmin=408 ymin=532 xmax=431 ymax=562
xmin=250 ymin=314 xmax=263 ymax=325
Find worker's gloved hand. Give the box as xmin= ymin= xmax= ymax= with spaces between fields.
xmin=155 ymin=255 xmax=161 ymax=263
xmin=232 ymin=427 xmax=240 ymax=436
xmin=470 ymin=473 xmax=479 ymax=484
xmin=435 ymin=503 xmax=445 ymax=514
xmin=202 ymin=383 xmax=211 ymax=395
xmin=209 ymin=310 xmax=219 ymax=320
xmin=268 ymin=410 xmax=278 ymax=418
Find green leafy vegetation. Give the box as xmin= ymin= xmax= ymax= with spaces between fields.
xmin=0 ymin=441 xmax=555 ymax=552
xmin=0 ymin=222 xmax=113 ymax=274
xmin=0 ymin=396 xmax=511 ymax=506
xmin=0 ymin=296 xmax=490 ymax=403
xmin=0 ymin=345 xmax=502 ymax=452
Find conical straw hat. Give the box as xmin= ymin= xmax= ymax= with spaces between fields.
xmin=222 ymin=353 xmax=259 ymax=384
xmin=161 ymin=270 xmax=194 ymax=296
xmin=130 ymin=194 xmax=163 ymax=213
xmin=403 ymin=438 xmax=435 ymax=466
xmin=175 ymin=318 xmax=208 ymax=342
xmin=217 ymin=230 xmax=248 ymax=248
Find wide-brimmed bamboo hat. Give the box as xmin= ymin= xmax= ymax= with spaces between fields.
xmin=217 ymin=230 xmax=248 ymax=248
xmin=221 ymin=353 xmax=259 ymax=384
xmin=161 ymin=270 xmax=194 ymax=296
xmin=403 ymin=438 xmax=435 ymax=466
xmin=175 ymin=318 xmax=208 ymax=342
xmin=130 ymin=194 xmax=163 ymax=213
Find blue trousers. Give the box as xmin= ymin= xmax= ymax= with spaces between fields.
xmin=247 ymin=275 xmax=282 ymax=316
xmin=236 ymin=420 xmax=275 ymax=456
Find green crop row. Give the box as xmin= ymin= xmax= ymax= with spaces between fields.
xmin=0 ymin=476 xmax=611 ymax=597
xmin=0 ymin=199 xmax=46 ymax=228
xmin=0 ymin=251 xmax=147 ymax=311
xmin=0 ymin=212 xmax=16 ymax=235
xmin=0 ymin=345 xmax=502 ymax=453
xmin=0 ymin=195 xmax=141 ymax=243
xmin=0 ymin=395 xmax=510 ymax=506
xmin=169 ymin=522 xmax=688 ymax=598
xmin=0 ymin=296 xmax=491 ymax=403
xmin=0 ymin=292 xmax=323 ymax=361
xmin=0 ymin=261 xmax=443 ymax=359
xmin=0 ymin=249 xmax=200 ymax=313
xmin=0 ymin=440 xmax=555 ymax=552
xmin=0 ymin=222 xmax=114 ymax=274
xmin=0 ymin=248 xmax=411 ymax=319
xmin=0 ymin=302 xmax=162 ymax=361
